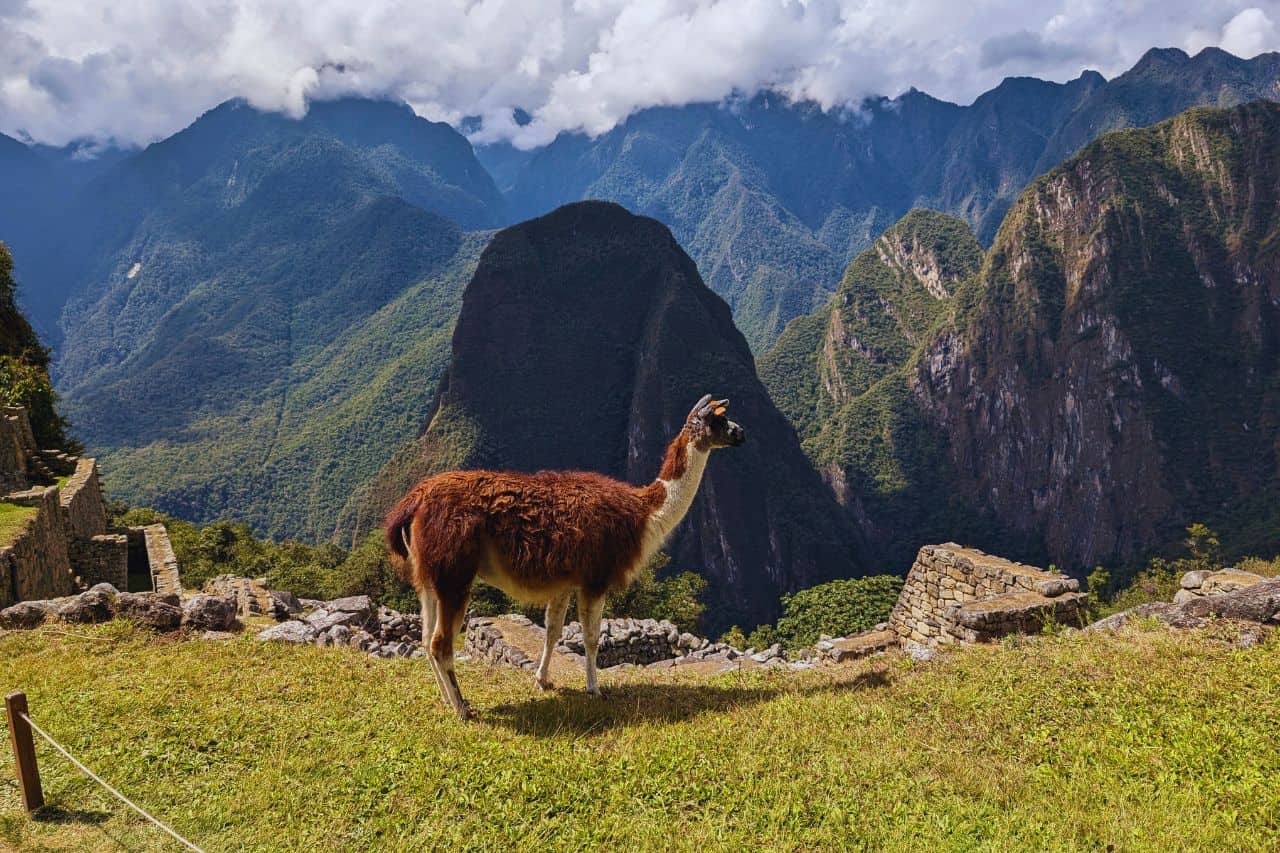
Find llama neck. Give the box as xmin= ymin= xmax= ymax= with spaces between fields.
xmin=642 ymin=431 xmax=709 ymax=555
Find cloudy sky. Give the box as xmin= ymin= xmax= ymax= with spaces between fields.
xmin=2 ymin=0 xmax=1277 ymax=149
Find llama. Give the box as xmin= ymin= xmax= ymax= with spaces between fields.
xmin=384 ymin=394 xmax=745 ymax=719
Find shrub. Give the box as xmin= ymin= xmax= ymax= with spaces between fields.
xmin=719 ymin=625 xmax=747 ymax=649
xmin=773 ymin=575 xmax=905 ymax=648
xmin=746 ymin=623 xmax=779 ymax=650
xmin=1234 ymin=556 xmax=1280 ymax=578
xmin=1107 ymin=524 xmax=1225 ymax=615
xmin=0 ymin=355 xmax=77 ymax=452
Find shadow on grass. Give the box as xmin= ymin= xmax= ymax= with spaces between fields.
xmin=482 ymin=668 xmax=890 ymax=736
xmin=33 ymin=803 xmax=111 ymax=825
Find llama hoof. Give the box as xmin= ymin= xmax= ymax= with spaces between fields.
xmin=456 ymin=700 xmax=473 ymax=721
xmin=535 ymin=676 xmax=554 ymax=692
xmin=585 ymin=687 xmax=607 ymax=699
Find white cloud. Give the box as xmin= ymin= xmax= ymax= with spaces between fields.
xmin=1 ymin=0 xmax=1277 ymax=149
xmin=1220 ymin=7 xmax=1278 ymax=58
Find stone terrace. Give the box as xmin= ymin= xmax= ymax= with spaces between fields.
xmin=0 ymin=406 xmax=181 ymax=606
xmin=889 ymin=544 xmax=1088 ymax=645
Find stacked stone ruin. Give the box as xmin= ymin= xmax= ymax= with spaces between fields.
xmin=0 ymin=406 xmax=181 ymax=607
xmin=889 ymin=544 xmax=1088 ymax=645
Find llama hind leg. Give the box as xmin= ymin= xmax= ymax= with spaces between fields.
xmin=579 ymin=593 xmax=607 ymax=697
xmin=535 ymin=591 xmax=571 ymax=691
xmin=431 ymin=592 xmax=473 ymax=720
xmin=418 ymin=587 xmax=451 ymax=708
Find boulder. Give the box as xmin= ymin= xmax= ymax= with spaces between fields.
xmin=306 ymin=609 xmax=366 ymax=632
xmin=114 ymin=592 xmax=183 ymax=632
xmin=0 ymin=600 xmax=57 ymax=629
xmin=183 ymin=595 xmax=237 ymax=631
xmin=1200 ymin=569 xmax=1266 ymax=596
xmin=321 ymin=595 xmax=374 ymax=627
xmin=1180 ymin=570 xmax=1212 ymax=590
xmin=1086 ymin=602 xmax=1207 ymax=632
xmin=1172 ymin=589 xmax=1199 ymax=605
xmin=57 ymin=588 xmax=115 ymax=623
xmin=270 ymin=590 xmax=303 ymax=615
xmin=257 ymin=620 xmax=318 ymax=644
xmin=1179 ymin=578 xmax=1280 ymax=624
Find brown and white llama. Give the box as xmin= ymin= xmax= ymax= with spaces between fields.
xmin=384 ymin=394 xmax=745 ymax=719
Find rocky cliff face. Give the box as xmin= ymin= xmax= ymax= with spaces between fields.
xmin=761 ymin=210 xmax=981 ymax=441
xmin=496 ymin=48 xmax=1280 ymax=350
xmin=356 ymin=201 xmax=864 ymax=630
xmin=766 ymin=102 xmax=1280 ymax=574
xmin=916 ymin=102 xmax=1280 ymax=569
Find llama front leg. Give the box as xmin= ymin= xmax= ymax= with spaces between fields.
xmin=418 ymin=587 xmax=451 ymax=708
xmin=431 ymin=593 xmax=473 ymax=720
xmin=579 ymin=593 xmax=607 ymax=697
xmin=536 ymin=591 xmax=571 ymax=691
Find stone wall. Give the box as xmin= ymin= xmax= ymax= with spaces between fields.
xmin=71 ymin=533 xmax=129 ymax=590
xmin=889 ymin=544 xmax=1088 ymax=645
xmin=0 ymin=406 xmax=39 ymax=493
xmin=143 ymin=524 xmax=181 ymax=595
xmin=60 ymin=457 xmax=109 ymax=541
xmin=1 ymin=485 xmax=73 ymax=604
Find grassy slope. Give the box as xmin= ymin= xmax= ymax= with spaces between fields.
xmin=2 ymin=624 xmax=1278 ymax=851
xmin=0 ymin=503 xmax=36 ymax=546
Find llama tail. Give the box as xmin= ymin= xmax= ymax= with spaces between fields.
xmin=383 ymin=497 xmax=419 ymax=572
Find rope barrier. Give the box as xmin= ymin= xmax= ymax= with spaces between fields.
xmin=18 ymin=711 xmax=206 ymax=853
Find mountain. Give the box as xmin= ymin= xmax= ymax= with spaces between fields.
xmin=44 ymin=98 xmax=501 ymax=539
xmin=760 ymin=210 xmax=999 ymax=567
xmin=18 ymin=97 xmax=504 ymax=336
xmin=352 ymin=201 xmax=865 ymax=630
xmin=493 ymin=48 xmax=1280 ymax=351
xmin=0 ymin=242 xmax=45 ymax=361
xmin=0 ymin=242 xmax=73 ymax=450
xmin=760 ymin=210 xmax=983 ymax=442
xmin=764 ymin=101 xmax=1280 ymax=573
xmin=0 ymin=134 xmax=100 ymax=335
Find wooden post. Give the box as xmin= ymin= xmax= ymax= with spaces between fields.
xmin=5 ymin=692 xmax=43 ymax=812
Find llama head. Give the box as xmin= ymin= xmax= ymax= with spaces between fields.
xmin=685 ymin=394 xmax=745 ymax=450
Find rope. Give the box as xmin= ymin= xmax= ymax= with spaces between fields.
xmin=18 ymin=711 xmax=206 ymax=853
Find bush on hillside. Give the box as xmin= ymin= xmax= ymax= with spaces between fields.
xmin=1103 ymin=523 xmax=1225 ymax=615
xmin=0 ymin=355 xmax=77 ymax=453
xmin=772 ymin=575 xmax=905 ymax=648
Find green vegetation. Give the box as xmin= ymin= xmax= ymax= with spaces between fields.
xmin=773 ymin=575 xmax=905 ymax=648
xmin=0 ymin=502 xmax=36 ymax=546
xmin=3 ymin=623 xmax=1279 ymax=850
xmin=110 ymin=506 xmax=412 ymax=610
xmin=0 ymin=243 xmax=75 ymax=452
xmin=82 ymin=230 xmax=485 ymax=544
xmin=725 ymin=575 xmax=905 ymax=651
xmin=1089 ymin=524 xmax=1280 ymax=617
xmin=764 ymin=102 xmax=1280 ymax=576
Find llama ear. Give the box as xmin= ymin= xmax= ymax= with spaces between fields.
xmin=689 ymin=394 xmax=714 ymax=419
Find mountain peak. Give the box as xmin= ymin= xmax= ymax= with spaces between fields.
xmin=362 ymin=200 xmax=864 ymax=629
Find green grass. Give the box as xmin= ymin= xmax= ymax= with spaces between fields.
xmin=2 ymin=623 xmax=1278 ymax=850
xmin=0 ymin=503 xmax=36 ymax=547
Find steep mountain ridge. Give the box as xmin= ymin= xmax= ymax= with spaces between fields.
xmin=764 ymin=101 xmax=1280 ymax=573
xmin=45 ymin=99 xmax=501 ymax=539
xmin=495 ymin=48 xmax=1279 ymax=350
xmin=23 ymin=98 xmax=504 ymax=337
xmin=917 ymin=101 xmax=1280 ymax=568
xmin=354 ymin=201 xmax=865 ymax=630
